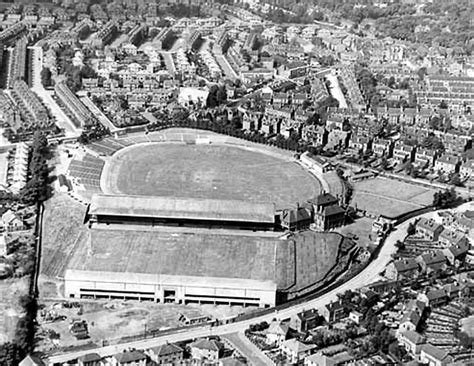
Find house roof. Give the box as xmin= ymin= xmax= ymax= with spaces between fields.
xmin=191 ymin=338 xmax=223 ymax=352
xmin=78 ymin=353 xmax=101 ymax=362
xmin=323 ymin=205 xmax=345 ymax=217
xmin=297 ymin=308 xmax=318 ymax=321
xmin=266 ymin=321 xmax=289 ymax=336
xmin=282 ymin=207 xmax=311 ymax=225
xmin=113 ymin=350 xmax=147 ymax=363
xmin=426 ymin=288 xmax=447 ymax=301
xmin=440 ymin=229 xmax=467 ymax=246
xmin=281 ymin=338 xmax=316 ymax=354
xmin=150 ymin=343 xmax=183 ymax=356
xmin=421 ymin=344 xmax=453 ymax=363
xmin=19 ymin=355 xmax=45 ymax=366
xmin=447 ymin=240 xmax=470 ymax=257
xmin=89 ymin=194 xmax=276 ymax=224
xmin=418 ymin=251 xmax=446 ymax=266
xmin=401 ymin=330 xmax=425 ymax=345
xmin=312 ymin=193 xmax=338 ymax=206
xmin=394 ymin=258 xmax=419 ymax=273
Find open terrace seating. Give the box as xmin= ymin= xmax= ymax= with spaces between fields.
xmin=87 ymin=138 xmax=131 ymax=156
xmin=68 ymin=154 xmax=105 ymax=191
xmin=118 ymin=134 xmax=150 ymax=144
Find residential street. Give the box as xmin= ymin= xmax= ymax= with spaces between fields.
xmin=30 ymin=46 xmax=81 ymax=138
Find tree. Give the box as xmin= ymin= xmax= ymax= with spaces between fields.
xmin=407 ymin=222 xmax=416 ymax=236
xmin=433 ymin=188 xmax=457 ymax=208
xmin=395 ymin=240 xmax=406 ymax=251
xmin=449 ymin=173 xmax=462 ymax=187
xmin=19 ymin=132 xmax=50 ymax=205
xmin=40 ymin=68 xmax=53 ymax=88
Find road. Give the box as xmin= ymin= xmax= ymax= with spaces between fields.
xmin=214 ymin=53 xmax=238 ymax=80
xmin=47 ymin=210 xmax=416 ymax=365
xmin=29 ymin=46 xmax=81 ymax=138
xmin=325 ymin=71 xmax=348 ymax=109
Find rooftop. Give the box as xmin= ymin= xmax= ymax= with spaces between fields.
xmin=89 ymin=194 xmax=276 ymax=224
xmin=69 ymin=226 xmax=286 ymax=284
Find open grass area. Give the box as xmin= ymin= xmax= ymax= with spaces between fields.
xmin=351 ymin=177 xmax=436 ymax=218
xmin=40 ymin=194 xmax=88 ymax=278
xmin=103 ymin=143 xmax=321 ymax=209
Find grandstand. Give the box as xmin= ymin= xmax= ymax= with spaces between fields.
xmin=67 ymin=154 xmax=105 ymax=193
xmin=65 ymin=225 xmax=286 ymax=307
xmin=88 ymin=194 xmax=277 ymax=231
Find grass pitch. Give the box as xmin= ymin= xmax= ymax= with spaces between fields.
xmin=351 ymin=177 xmax=436 ymax=218
xmin=103 ymin=143 xmax=321 ymax=209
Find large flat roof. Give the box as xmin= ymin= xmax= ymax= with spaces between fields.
xmin=89 ymin=194 xmax=276 ymax=224
xmin=68 ymin=227 xmax=289 ymax=284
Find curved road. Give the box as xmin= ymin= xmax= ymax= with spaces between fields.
xmin=47 ymin=212 xmax=416 ymax=364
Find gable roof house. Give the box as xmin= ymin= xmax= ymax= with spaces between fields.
xmin=78 ymin=353 xmax=102 ymax=366
xmin=416 ymin=218 xmax=444 ymax=241
xmin=417 ymin=288 xmax=449 ymax=307
xmin=419 ymin=344 xmax=453 ymax=366
xmin=385 ymin=258 xmax=419 ymax=281
xmin=291 ymin=309 xmax=320 ymax=333
xmin=190 ymin=338 xmax=224 ymax=362
xmin=442 ymin=239 xmax=470 ymax=266
xmin=281 ymin=338 xmax=316 ymax=364
xmin=1 ymin=209 xmax=25 ymax=232
xmin=146 ymin=343 xmax=184 ymax=365
xmin=110 ymin=350 xmax=148 ymax=366
xmin=398 ymin=300 xmax=426 ymax=334
xmin=398 ymin=330 xmax=426 ymax=356
xmin=265 ymin=321 xmax=289 ymax=346
xmin=415 ymin=251 xmax=447 ymax=275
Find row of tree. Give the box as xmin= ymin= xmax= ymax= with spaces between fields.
xmin=0 ymin=132 xmax=50 ymax=364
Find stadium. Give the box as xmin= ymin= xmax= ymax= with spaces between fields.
xmin=62 ymin=129 xmax=347 ymax=307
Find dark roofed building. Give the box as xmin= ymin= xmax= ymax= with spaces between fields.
xmin=280 ymin=205 xmax=312 ymax=231
xmin=321 ymin=300 xmax=345 ymax=323
xmin=418 ymin=288 xmax=449 ymax=307
xmin=399 ymin=300 xmax=426 ymax=333
xmin=291 ymin=308 xmax=320 ymax=332
xmin=311 ymin=193 xmax=345 ymax=230
xmin=415 ymin=251 xmax=447 ymax=274
xmin=386 ymin=258 xmax=420 ymax=281
xmin=88 ymin=194 xmax=276 ymax=231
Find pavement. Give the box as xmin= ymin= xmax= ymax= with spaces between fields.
xmin=46 ymin=205 xmax=436 ymax=364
